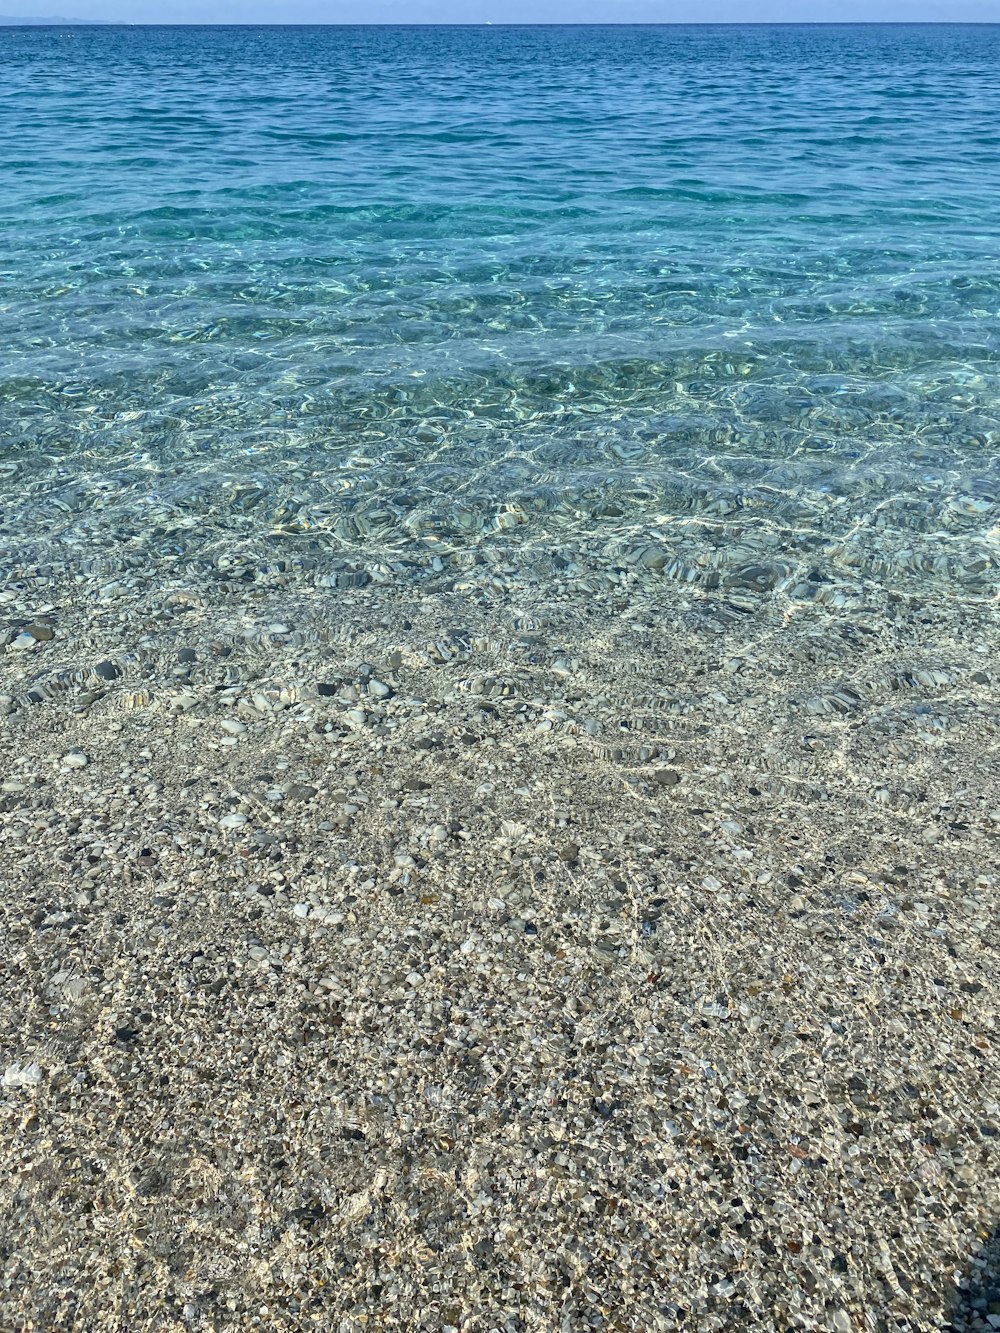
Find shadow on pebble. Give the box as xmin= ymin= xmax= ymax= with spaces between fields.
xmin=949 ymin=1225 xmax=1000 ymax=1331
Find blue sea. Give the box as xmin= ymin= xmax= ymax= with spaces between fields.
xmin=0 ymin=24 xmax=998 ymax=595
xmin=3 ymin=29 xmax=1000 ymax=1330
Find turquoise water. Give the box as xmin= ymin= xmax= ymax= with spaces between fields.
xmin=1 ymin=24 xmax=998 ymax=594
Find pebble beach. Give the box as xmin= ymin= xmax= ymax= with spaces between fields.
xmin=2 ymin=540 xmax=999 ymax=1331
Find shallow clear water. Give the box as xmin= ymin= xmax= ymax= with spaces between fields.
xmin=1 ymin=23 xmax=998 ymax=600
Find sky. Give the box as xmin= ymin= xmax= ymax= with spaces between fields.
xmin=3 ymin=0 xmax=999 ymax=24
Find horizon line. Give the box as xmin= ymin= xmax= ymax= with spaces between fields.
xmin=3 ymin=18 xmax=999 ymax=24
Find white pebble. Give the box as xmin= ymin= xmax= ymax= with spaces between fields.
xmin=3 ymin=1062 xmax=42 ymax=1089
xmin=168 ymin=693 xmax=199 ymax=712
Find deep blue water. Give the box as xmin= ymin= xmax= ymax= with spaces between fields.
xmin=0 ymin=24 xmax=998 ymax=593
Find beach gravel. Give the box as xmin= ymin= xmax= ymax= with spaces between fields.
xmin=0 ymin=562 xmax=998 ymax=1332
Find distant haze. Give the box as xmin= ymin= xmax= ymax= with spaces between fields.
xmin=0 ymin=1 xmax=997 ymax=25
